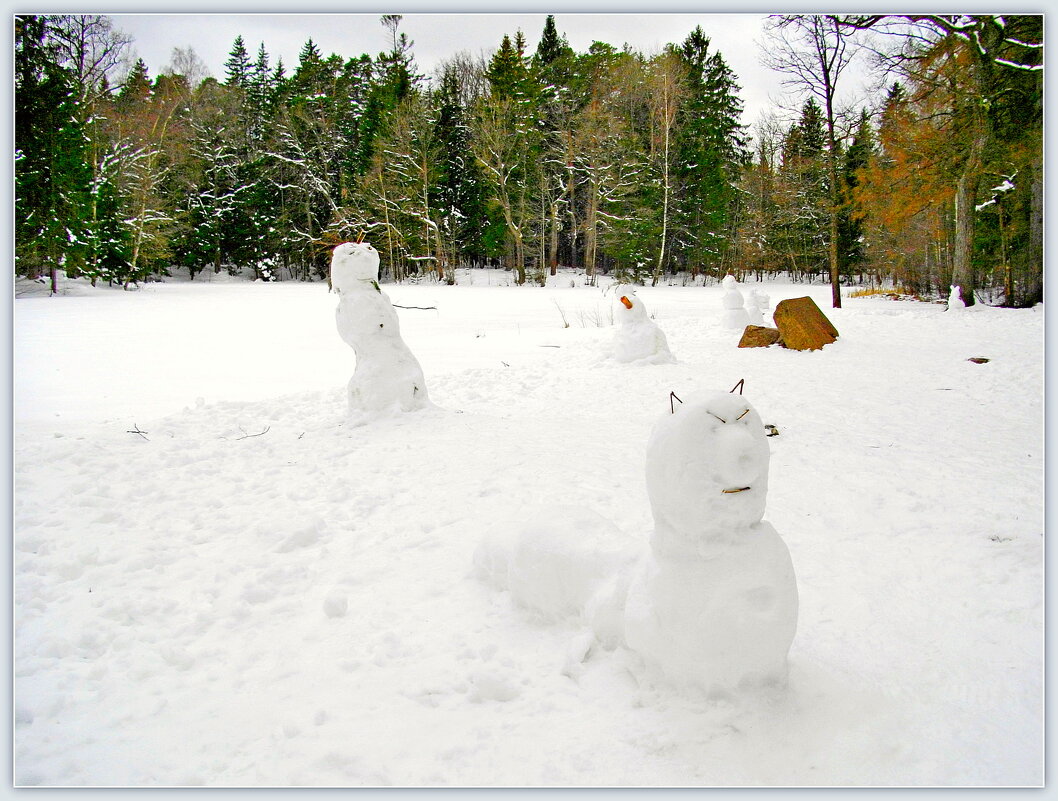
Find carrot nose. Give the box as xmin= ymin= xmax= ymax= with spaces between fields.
xmin=620 ymin=296 xmax=633 ymax=309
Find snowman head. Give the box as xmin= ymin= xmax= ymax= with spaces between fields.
xmin=645 ymin=391 xmax=770 ymax=543
xmin=330 ymin=241 xmax=381 ymax=292
xmin=617 ymin=292 xmax=649 ymax=324
xmin=722 ymin=274 xmax=737 ymax=289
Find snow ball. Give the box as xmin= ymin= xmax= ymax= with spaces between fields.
xmin=330 ymin=241 xmax=381 ymax=293
xmin=646 ymin=392 xmax=770 ymax=551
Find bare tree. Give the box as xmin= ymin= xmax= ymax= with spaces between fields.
xmin=763 ymin=15 xmax=861 ymax=308
xmin=49 ymin=14 xmax=132 ymax=103
xmin=164 ymin=46 xmax=211 ymax=88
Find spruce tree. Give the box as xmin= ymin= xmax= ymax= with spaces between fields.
xmin=224 ymin=35 xmax=252 ymax=88
xmin=674 ymin=28 xmax=749 ymax=274
xmin=15 ymin=15 xmax=92 ymax=287
xmin=837 ymin=108 xmax=873 ymax=279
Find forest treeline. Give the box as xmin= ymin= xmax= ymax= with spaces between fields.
xmin=14 ymin=14 xmax=1043 ymax=305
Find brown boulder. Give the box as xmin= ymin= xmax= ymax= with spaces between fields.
xmin=773 ymin=296 xmax=839 ymax=351
xmin=738 ymin=325 xmax=782 ymax=348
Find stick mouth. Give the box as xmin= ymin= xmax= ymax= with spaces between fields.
xmin=619 ymin=295 xmax=634 ymax=309
xmin=721 ymin=487 xmax=751 ymax=494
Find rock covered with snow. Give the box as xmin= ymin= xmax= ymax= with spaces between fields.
xmin=331 ymin=241 xmax=430 ymax=418
xmin=612 ymin=291 xmax=676 ymax=364
xmin=721 ymin=275 xmax=751 ymax=330
xmin=623 ymin=391 xmax=798 ymax=692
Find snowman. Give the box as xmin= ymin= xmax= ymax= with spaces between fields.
xmin=331 ymin=241 xmax=430 ymax=418
xmin=746 ymin=288 xmax=769 ymax=326
xmin=474 ymin=386 xmax=798 ymax=695
xmin=612 ymin=291 xmax=676 ymax=364
xmin=947 ymin=285 xmax=966 ymax=311
xmin=721 ymin=274 xmax=751 ymax=330
xmin=622 ymin=390 xmax=798 ymax=692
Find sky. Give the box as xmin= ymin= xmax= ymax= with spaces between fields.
xmin=106 ymin=11 xmax=877 ymax=130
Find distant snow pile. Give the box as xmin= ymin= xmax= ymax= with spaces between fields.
xmin=948 ymin=285 xmax=966 ymax=311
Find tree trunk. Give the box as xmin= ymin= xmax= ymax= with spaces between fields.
xmin=585 ymin=181 xmax=598 ymax=285
xmin=548 ymin=201 xmax=559 ymax=276
xmin=951 ymin=127 xmax=985 ymax=306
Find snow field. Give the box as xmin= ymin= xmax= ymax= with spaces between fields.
xmin=14 ymin=271 xmax=1043 ymax=786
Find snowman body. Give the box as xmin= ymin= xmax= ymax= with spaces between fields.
xmin=623 ymin=392 xmax=798 ymax=692
xmin=331 ymin=242 xmax=429 ymax=416
xmin=721 ymin=275 xmax=751 ymax=330
xmin=613 ymin=293 xmax=675 ymax=364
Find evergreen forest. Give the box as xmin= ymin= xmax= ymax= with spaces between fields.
xmin=14 ymin=14 xmax=1043 ymax=306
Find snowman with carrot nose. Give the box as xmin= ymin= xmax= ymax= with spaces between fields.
xmin=611 ymin=289 xmax=676 ymax=364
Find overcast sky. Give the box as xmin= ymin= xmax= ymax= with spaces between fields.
xmin=108 ymin=11 xmax=877 ymax=130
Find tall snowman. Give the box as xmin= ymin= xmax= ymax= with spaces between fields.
xmin=721 ymin=274 xmax=751 ymax=330
xmin=612 ymin=291 xmax=676 ymax=364
xmin=622 ymin=390 xmax=798 ymax=692
xmin=331 ymin=241 xmax=430 ymax=418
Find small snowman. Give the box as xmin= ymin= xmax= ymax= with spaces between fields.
xmin=613 ymin=291 xmax=676 ymax=364
xmin=331 ymin=241 xmax=430 ymax=418
xmin=721 ymin=274 xmax=751 ymax=330
xmin=947 ymin=285 xmax=966 ymax=311
xmin=622 ymin=390 xmax=798 ymax=693
xmin=746 ymin=288 xmax=769 ymax=326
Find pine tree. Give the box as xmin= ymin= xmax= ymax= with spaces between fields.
xmin=773 ymin=98 xmax=829 ymax=278
xmin=224 ymin=35 xmax=252 ymax=88
xmin=117 ymin=57 xmax=151 ymax=108
xmin=432 ymin=65 xmax=489 ymax=270
xmin=673 ymin=28 xmax=749 ymax=275
xmin=837 ymin=108 xmax=873 ymax=279
xmin=15 ymin=14 xmax=92 ymax=288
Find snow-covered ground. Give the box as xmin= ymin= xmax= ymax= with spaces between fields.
xmin=13 ymin=269 xmax=1043 ymax=787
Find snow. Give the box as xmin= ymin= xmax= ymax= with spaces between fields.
xmin=13 ymin=269 xmax=1043 ymax=786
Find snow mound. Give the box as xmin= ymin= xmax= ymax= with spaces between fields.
xmin=474 ymin=505 xmax=636 ymax=621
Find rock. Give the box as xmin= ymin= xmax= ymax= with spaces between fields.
xmin=773 ymin=297 xmax=839 ymax=351
xmin=738 ymin=325 xmax=782 ymax=348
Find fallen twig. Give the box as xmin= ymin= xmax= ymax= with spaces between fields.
xmin=236 ymin=425 xmax=271 ymax=440
xmin=392 ymin=304 xmax=438 ymax=311
xmin=127 ymin=424 xmax=149 ymax=441
xmin=670 ymin=391 xmax=683 ymax=414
